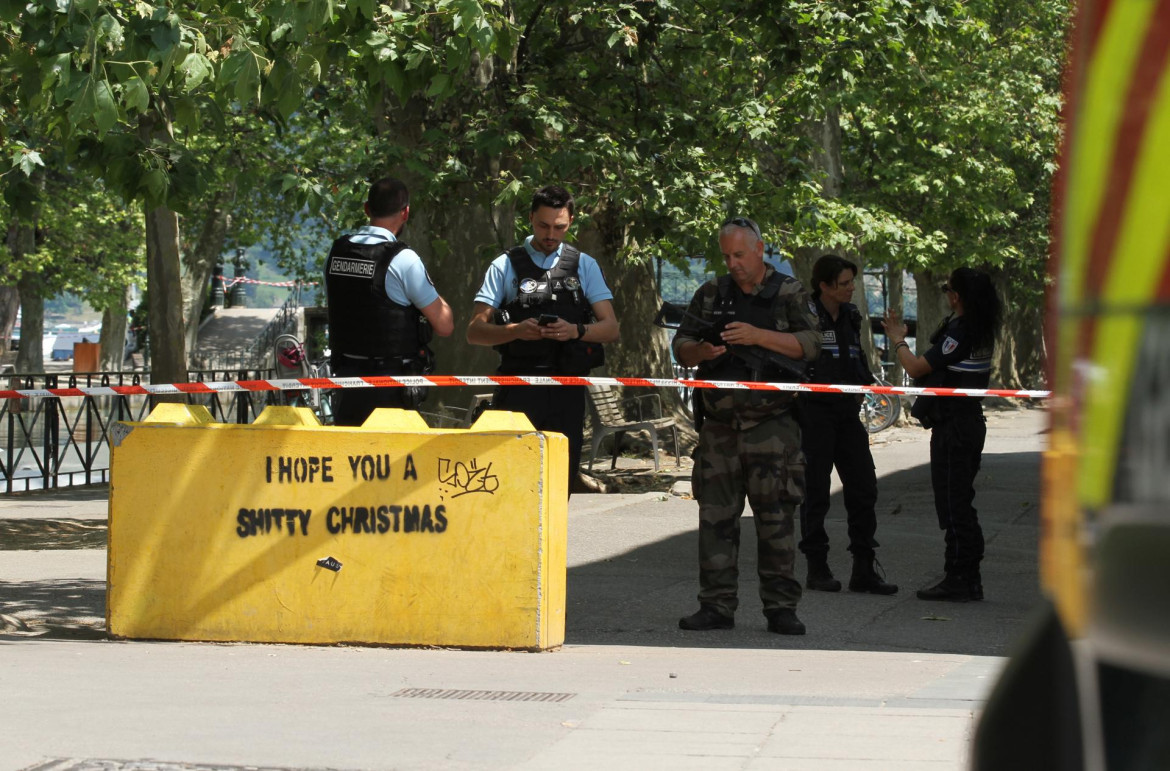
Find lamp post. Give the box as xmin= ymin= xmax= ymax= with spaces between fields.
xmin=230 ymin=248 xmax=247 ymax=308
xmin=211 ymin=263 xmax=225 ymax=307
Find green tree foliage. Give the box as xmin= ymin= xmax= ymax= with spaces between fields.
xmin=0 ymin=171 xmax=142 ymax=368
xmin=1 ymin=0 xmax=1067 ymax=390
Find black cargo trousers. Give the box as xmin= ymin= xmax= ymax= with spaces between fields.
xmin=797 ymin=395 xmax=880 ymax=559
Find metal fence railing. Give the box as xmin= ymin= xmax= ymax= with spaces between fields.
xmin=1 ymin=368 xmax=280 ymax=495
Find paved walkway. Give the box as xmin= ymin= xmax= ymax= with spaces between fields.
xmin=189 ymin=307 xmax=282 ymax=369
xmin=0 ymin=408 xmax=1046 ymax=770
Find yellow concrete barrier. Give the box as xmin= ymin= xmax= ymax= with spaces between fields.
xmin=108 ymin=405 xmax=567 ymax=650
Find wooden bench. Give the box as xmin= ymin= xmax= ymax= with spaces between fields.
xmin=426 ymin=392 xmax=494 ymax=429
xmin=586 ymin=384 xmax=681 ymax=472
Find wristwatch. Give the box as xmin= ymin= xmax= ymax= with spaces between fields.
xmin=577 ymin=323 xmax=587 ymax=340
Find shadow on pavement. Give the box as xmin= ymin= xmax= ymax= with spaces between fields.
xmin=565 ymin=451 xmax=1042 ymax=657
xmin=0 ymin=519 xmax=108 ymax=550
xmin=1 ymin=484 xmax=110 ymax=504
xmin=0 ymin=579 xmax=106 ymax=640
xmin=0 ymin=451 xmax=1040 ymax=656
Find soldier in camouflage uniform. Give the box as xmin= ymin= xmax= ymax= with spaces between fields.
xmin=673 ymin=217 xmax=822 ymax=635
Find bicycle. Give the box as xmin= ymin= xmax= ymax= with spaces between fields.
xmin=309 ymin=354 xmax=334 ymax=425
xmin=861 ymin=375 xmax=901 ymax=433
xmin=862 ymin=362 xmax=918 ymax=433
xmin=274 ymin=334 xmax=333 ymax=425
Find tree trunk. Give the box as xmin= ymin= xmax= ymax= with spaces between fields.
xmin=13 ymin=276 xmax=44 ymax=374
xmin=819 ymin=104 xmax=844 ymax=198
xmin=8 ymin=222 xmax=42 ymax=373
xmin=993 ymin=272 xmax=1046 ymax=390
xmin=577 ymin=209 xmax=674 ymax=380
xmin=144 ymin=204 xmax=188 ymax=385
xmin=790 ymin=246 xmax=821 ymax=289
xmin=885 ymin=264 xmax=904 ymax=384
xmin=182 ymin=187 xmax=234 ymax=354
xmin=99 ymin=286 xmax=131 ymax=371
xmin=369 ymin=43 xmax=518 ymax=415
xmin=0 ymin=285 xmax=17 ymax=356
xmin=137 ymin=110 xmax=188 ymax=386
xmin=576 ymin=202 xmax=695 ymax=449
xmin=912 ymin=269 xmax=949 ymax=355
xmin=411 ymin=186 xmax=517 ymax=393
xmin=789 ymin=106 xmax=847 ymax=286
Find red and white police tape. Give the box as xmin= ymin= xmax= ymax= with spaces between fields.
xmin=0 ymin=374 xmax=1051 ymax=401
xmin=217 ymin=277 xmax=319 ymax=289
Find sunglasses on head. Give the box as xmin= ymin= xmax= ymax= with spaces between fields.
xmin=722 ymin=216 xmax=762 ymax=239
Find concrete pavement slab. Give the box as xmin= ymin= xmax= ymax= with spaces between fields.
xmin=0 ymin=641 xmax=995 ymax=771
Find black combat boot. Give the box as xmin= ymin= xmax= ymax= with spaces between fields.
xmin=848 ymin=555 xmax=899 ymax=595
xmin=916 ymin=573 xmax=982 ymax=602
xmin=805 ymin=555 xmax=842 ymax=592
xmin=765 ymin=608 xmax=806 ymax=635
xmin=969 ymin=570 xmax=984 ymax=601
xmin=678 ymin=605 xmax=734 ymax=631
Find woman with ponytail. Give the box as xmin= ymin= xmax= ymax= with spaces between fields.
xmin=882 ymin=268 xmax=1002 ymax=602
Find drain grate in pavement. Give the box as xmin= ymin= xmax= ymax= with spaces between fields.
xmin=391 ymin=687 xmax=575 ymax=703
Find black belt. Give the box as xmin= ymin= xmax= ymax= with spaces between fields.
xmin=337 ymin=353 xmax=416 ymax=363
xmin=334 ymin=355 xmax=421 ymax=372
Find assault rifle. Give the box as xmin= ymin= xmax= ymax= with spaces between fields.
xmin=654 ymin=302 xmax=808 ymax=383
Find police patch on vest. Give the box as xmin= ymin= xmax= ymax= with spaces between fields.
xmin=519 ymin=278 xmax=539 ymax=294
xmin=329 ymin=258 xmax=376 ymax=278
xmin=942 ymin=336 xmax=959 ymax=355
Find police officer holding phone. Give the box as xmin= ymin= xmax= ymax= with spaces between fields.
xmin=674 ymin=216 xmax=821 ymax=635
xmin=466 ymin=185 xmax=620 ymax=495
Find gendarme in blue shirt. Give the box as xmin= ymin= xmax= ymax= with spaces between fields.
xmin=331 ymin=225 xmax=439 ymax=309
xmin=474 ymin=235 xmax=613 ymax=308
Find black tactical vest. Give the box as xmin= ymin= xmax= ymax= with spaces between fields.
xmin=497 ymin=245 xmax=596 ymax=373
xmin=325 ymin=237 xmax=431 ymax=360
xmin=808 ymin=300 xmax=873 ymax=387
xmin=697 ymin=272 xmax=791 ymax=382
xmin=911 ymin=315 xmax=992 ymax=424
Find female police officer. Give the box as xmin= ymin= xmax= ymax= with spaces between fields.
xmin=799 ymin=255 xmax=898 ymax=595
xmin=883 ymin=267 xmax=1002 ymax=602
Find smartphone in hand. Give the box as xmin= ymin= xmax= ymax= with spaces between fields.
xmin=538 ymin=314 xmax=558 ymax=326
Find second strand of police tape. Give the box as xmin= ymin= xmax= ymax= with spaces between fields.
xmin=0 ymin=374 xmax=1051 ymax=400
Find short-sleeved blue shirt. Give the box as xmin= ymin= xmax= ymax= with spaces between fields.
xmin=334 ymin=225 xmax=440 ymax=309
xmin=474 ymin=236 xmax=613 ymax=308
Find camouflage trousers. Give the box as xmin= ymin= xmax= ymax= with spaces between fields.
xmin=691 ymin=411 xmax=805 ymax=615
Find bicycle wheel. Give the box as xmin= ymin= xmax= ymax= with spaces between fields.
xmin=862 ymin=388 xmax=901 ymax=433
xmin=311 ymin=361 xmax=335 ymax=425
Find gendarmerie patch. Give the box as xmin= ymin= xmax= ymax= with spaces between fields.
xmin=328 ymin=257 xmax=376 ymax=278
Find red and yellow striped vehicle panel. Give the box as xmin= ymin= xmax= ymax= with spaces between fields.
xmin=1046 ymin=0 xmax=1170 ymax=634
